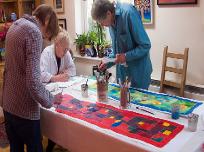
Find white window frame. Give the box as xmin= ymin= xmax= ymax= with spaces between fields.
xmin=74 ymin=0 xmax=134 ymax=37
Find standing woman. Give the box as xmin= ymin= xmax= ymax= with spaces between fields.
xmin=2 ymin=4 xmax=62 ymax=152
xmin=91 ymin=0 xmax=152 ymax=89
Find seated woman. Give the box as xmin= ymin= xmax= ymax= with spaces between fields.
xmin=40 ymin=29 xmax=76 ymax=83
xmin=41 ymin=29 xmax=76 ymax=152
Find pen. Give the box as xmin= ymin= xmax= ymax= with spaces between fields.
xmin=99 ymin=60 xmax=102 ymax=69
xmin=59 ymin=86 xmax=67 ymax=89
xmin=135 ymin=106 xmax=154 ymax=115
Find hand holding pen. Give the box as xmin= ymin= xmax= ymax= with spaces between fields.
xmin=98 ymin=60 xmax=107 ymax=72
xmin=98 ymin=57 xmax=116 ymax=72
xmin=53 ymin=92 xmax=63 ymax=107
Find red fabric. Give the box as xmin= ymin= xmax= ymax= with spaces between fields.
xmin=56 ymin=94 xmax=184 ymax=148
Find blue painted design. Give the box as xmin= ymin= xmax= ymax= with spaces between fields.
xmin=108 ymin=84 xmax=202 ymax=115
xmin=112 ymin=121 xmax=122 ymax=127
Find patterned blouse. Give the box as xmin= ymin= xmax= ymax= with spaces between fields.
xmin=2 ymin=15 xmax=54 ymax=120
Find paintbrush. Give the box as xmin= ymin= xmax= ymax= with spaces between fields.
xmin=85 ymin=78 xmax=88 ymax=86
xmin=135 ymin=106 xmax=155 ymax=115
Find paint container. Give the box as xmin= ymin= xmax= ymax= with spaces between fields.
xmin=81 ymin=84 xmax=88 ymax=98
xmin=171 ymin=103 xmax=180 ymax=119
xmin=97 ymin=81 xmax=108 ymax=102
xmin=120 ymin=87 xmax=130 ymax=109
xmin=188 ymin=113 xmax=199 ymax=132
xmin=11 ymin=12 xmax=17 ymax=21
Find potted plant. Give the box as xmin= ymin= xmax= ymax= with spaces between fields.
xmin=95 ymin=23 xmax=106 ymax=58
xmin=75 ymin=33 xmax=87 ymax=56
xmin=86 ymin=30 xmax=98 ymax=57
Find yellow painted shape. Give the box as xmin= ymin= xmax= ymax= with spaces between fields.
xmin=163 ymin=130 xmax=172 ymax=135
xmin=180 ymin=104 xmax=187 ymax=110
xmin=138 ymin=121 xmax=144 ymax=125
xmin=115 ymin=120 xmax=121 ymax=123
xmin=152 ymin=100 xmax=161 ymax=105
xmin=163 ymin=122 xmax=170 ymax=127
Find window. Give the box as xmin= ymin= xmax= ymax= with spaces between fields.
xmin=74 ymin=0 xmax=93 ymax=34
xmin=74 ymin=0 xmax=134 ymax=41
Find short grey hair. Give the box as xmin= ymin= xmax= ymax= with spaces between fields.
xmin=91 ymin=0 xmax=115 ymax=21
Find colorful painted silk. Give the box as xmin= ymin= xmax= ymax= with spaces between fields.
xmin=89 ymin=83 xmax=202 ymax=115
xmin=56 ymin=94 xmax=184 ymax=148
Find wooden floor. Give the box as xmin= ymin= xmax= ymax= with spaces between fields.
xmin=0 ymin=137 xmax=69 ymax=152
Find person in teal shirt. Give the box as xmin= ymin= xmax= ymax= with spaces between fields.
xmin=91 ymin=0 xmax=152 ymax=89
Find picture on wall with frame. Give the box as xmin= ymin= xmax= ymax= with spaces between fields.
xmin=53 ymin=0 xmax=64 ymax=13
xmin=134 ymin=0 xmax=153 ymax=25
xmin=157 ymin=0 xmax=197 ymax=5
xmin=58 ymin=18 xmax=67 ymax=30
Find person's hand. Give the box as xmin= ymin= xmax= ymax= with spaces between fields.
xmin=115 ymin=53 xmax=126 ymax=64
xmin=98 ymin=60 xmax=107 ymax=72
xmin=51 ymin=73 xmax=69 ymax=82
xmin=53 ymin=92 xmax=63 ymax=105
xmin=62 ymin=69 xmax=69 ymax=74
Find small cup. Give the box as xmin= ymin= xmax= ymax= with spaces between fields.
xmin=11 ymin=12 xmax=17 ymax=21
xmin=120 ymin=87 xmax=130 ymax=109
xmin=81 ymin=84 xmax=88 ymax=98
xmin=171 ymin=103 xmax=180 ymax=119
xmin=188 ymin=113 xmax=199 ymax=132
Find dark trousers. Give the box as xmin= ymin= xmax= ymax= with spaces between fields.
xmin=46 ymin=139 xmax=56 ymax=152
xmin=3 ymin=111 xmax=43 ymax=152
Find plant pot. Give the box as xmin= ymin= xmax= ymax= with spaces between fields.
xmin=77 ymin=45 xmax=85 ymax=56
xmin=85 ymin=44 xmax=91 ymax=56
xmin=97 ymin=45 xmax=104 ymax=58
xmin=85 ymin=44 xmax=97 ymax=57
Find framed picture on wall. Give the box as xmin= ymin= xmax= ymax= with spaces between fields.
xmin=157 ymin=0 xmax=197 ymax=5
xmin=58 ymin=18 xmax=67 ymax=30
xmin=134 ymin=0 xmax=153 ymax=25
xmin=53 ymin=0 xmax=64 ymax=13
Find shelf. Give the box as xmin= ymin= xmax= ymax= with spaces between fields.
xmin=0 ymin=61 xmax=5 ymax=66
xmin=0 ymin=0 xmax=17 ymax=3
xmin=74 ymin=54 xmax=102 ymax=62
xmin=22 ymin=0 xmax=34 ymax=2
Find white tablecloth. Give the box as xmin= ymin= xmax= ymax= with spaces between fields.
xmin=41 ymin=76 xmax=204 ymax=152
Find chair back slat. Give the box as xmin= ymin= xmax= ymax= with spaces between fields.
xmin=160 ymin=46 xmax=189 ymax=97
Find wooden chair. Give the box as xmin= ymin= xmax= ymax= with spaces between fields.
xmin=160 ymin=46 xmax=189 ymax=97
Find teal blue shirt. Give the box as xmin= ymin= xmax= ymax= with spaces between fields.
xmin=107 ymin=2 xmax=152 ymax=89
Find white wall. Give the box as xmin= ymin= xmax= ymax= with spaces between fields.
xmin=58 ymin=0 xmax=76 ymax=50
xmin=45 ymin=0 xmax=204 ymax=88
xmin=147 ymin=1 xmax=204 ymax=87
xmin=44 ymin=0 xmax=76 ymax=50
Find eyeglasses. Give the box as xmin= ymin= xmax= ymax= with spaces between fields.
xmin=64 ymin=48 xmax=70 ymax=54
xmin=56 ymin=43 xmax=69 ymax=51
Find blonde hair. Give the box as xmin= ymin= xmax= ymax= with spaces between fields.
xmin=54 ymin=27 xmax=70 ymax=45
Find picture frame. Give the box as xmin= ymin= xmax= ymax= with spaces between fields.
xmin=58 ymin=18 xmax=67 ymax=30
xmin=53 ymin=0 xmax=64 ymax=13
xmin=134 ymin=0 xmax=153 ymax=25
xmin=157 ymin=0 xmax=197 ymax=5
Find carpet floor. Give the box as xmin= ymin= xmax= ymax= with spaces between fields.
xmin=0 ymin=136 xmax=70 ymax=152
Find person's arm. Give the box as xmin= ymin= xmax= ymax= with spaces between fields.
xmin=125 ymin=7 xmax=151 ymax=62
xmin=50 ymin=73 xmax=69 ymax=82
xmin=63 ymin=51 xmax=76 ymax=77
xmin=104 ymin=28 xmax=116 ymax=69
xmin=25 ymin=28 xmax=54 ymax=108
xmin=40 ymin=48 xmax=53 ymax=83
